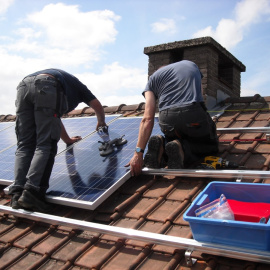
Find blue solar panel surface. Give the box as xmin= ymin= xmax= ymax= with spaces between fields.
xmin=1 ymin=116 xmax=163 ymax=210
xmin=0 ymin=122 xmax=15 ymax=132
xmin=58 ymin=116 xmax=118 ymax=153
xmin=0 ymin=145 xmax=16 ymax=182
xmin=0 ymin=116 xmax=119 ymax=184
xmin=0 ymin=123 xmax=16 ymax=153
xmin=47 ymin=117 xmax=162 ymax=209
xmin=0 ymin=123 xmax=17 ymax=183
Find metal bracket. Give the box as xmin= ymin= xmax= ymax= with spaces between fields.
xmin=185 ymin=248 xmax=197 ymax=266
xmin=236 ymin=177 xmax=242 ymax=182
xmin=266 ymin=134 xmax=270 ymax=144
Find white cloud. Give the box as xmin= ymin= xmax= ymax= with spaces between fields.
xmin=151 ymin=18 xmax=177 ymax=34
xmin=0 ymin=3 xmax=126 ymax=115
xmin=0 ymin=0 xmax=14 ymax=15
xmin=26 ymin=4 xmax=120 ymax=49
xmin=2 ymin=3 xmax=120 ymax=68
xmin=0 ymin=56 xmax=147 ymax=115
xmin=75 ymin=62 xmax=147 ymax=105
xmin=76 ymin=94 xmax=145 ymax=110
xmin=241 ymin=68 xmax=270 ymax=97
xmin=192 ymin=0 xmax=270 ymax=49
xmin=240 ymin=88 xmax=258 ymax=97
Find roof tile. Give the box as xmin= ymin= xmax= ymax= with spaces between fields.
xmin=0 ymin=247 xmax=26 ymax=269
xmin=75 ymin=240 xmax=124 ymax=269
xmin=147 ymin=200 xmax=190 ymax=223
xmin=101 ymin=245 xmax=143 ymax=270
xmin=135 ymin=250 xmax=177 ymax=270
xmin=51 ymin=233 xmax=98 ymax=263
xmin=1 ymin=95 xmax=270 ymax=269
xmin=123 ymin=197 xmax=158 ymax=219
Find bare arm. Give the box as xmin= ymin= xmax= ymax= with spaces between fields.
xmin=60 ymin=120 xmax=82 ymax=145
xmin=126 ymin=91 xmax=156 ymax=176
xmin=88 ymin=98 xmax=107 ymax=130
xmin=60 ymin=98 xmax=106 ymax=145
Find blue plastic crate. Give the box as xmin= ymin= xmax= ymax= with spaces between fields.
xmin=183 ymin=181 xmax=270 ymax=251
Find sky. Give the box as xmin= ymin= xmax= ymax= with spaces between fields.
xmin=0 ymin=0 xmax=270 ymax=115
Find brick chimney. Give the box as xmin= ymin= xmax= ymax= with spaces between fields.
xmin=144 ymin=37 xmax=246 ymax=109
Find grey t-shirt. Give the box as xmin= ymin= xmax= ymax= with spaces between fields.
xmin=143 ymin=60 xmax=203 ymax=111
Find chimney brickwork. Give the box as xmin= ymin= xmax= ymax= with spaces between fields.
xmin=144 ymin=37 xmax=245 ymax=100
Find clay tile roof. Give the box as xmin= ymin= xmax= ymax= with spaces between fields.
xmin=1 ymin=95 xmax=270 ymax=269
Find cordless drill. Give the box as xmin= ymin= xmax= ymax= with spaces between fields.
xmin=199 ymin=156 xmax=239 ymax=170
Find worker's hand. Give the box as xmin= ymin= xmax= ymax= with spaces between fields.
xmin=96 ymin=123 xmax=107 ymax=131
xmin=65 ymin=136 xmax=82 ymax=146
xmin=125 ymin=153 xmax=144 ymax=177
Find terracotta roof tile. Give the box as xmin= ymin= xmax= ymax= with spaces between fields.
xmin=125 ymin=221 xmax=166 ymax=247
xmin=153 ymin=225 xmax=192 ymax=254
xmin=100 ymin=244 xmax=143 ymax=270
xmin=75 ymin=240 xmax=124 ymax=269
xmin=1 ymin=95 xmax=270 ymax=269
xmin=135 ymin=250 xmax=178 ymax=270
xmin=2 ymin=250 xmax=43 ymax=269
xmin=147 ymin=200 xmax=183 ymax=222
xmin=123 ymin=197 xmax=158 ymax=219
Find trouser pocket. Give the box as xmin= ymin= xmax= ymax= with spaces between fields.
xmin=35 ymin=79 xmax=57 ymax=111
xmin=159 ymin=121 xmax=175 ymax=137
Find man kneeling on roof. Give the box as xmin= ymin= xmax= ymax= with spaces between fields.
xmin=9 ymin=68 xmax=107 ymax=212
xmin=127 ymin=60 xmax=219 ymax=176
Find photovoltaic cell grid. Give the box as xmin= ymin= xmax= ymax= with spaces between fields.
xmin=0 ymin=116 xmax=119 ymax=185
xmin=0 ymin=145 xmax=17 ymax=183
xmin=0 ymin=123 xmax=17 ymax=184
xmin=46 ymin=117 xmax=162 ymax=209
xmin=0 ymin=123 xmax=16 ymax=153
xmin=0 ymin=122 xmax=15 ymax=132
xmin=58 ymin=115 xmax=119 ymax=153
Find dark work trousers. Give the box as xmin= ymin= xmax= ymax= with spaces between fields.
xmin=159 ymin=103 xmax=219 ymax=167
xmin=9 ymin=75 xmax=63 ymax=198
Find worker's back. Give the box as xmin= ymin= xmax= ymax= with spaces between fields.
xmin=144 ymin=60 xmax=203 ymax=111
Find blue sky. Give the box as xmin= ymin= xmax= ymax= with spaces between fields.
xmin=0 ymin=0 xmax=270 ymax=115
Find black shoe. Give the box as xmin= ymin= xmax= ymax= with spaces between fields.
xmin=165 ymin=140 xmax=184 ymax=169
xmin=18 ymin=190 xmax=52 ymax=213
xmin=144 ymin=135 xmax=164 ymax=169
xmin=10 ymin=193 xmax=22 ymax=209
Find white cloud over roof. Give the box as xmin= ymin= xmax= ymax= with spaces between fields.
xmin=192 ymin=0 xmax=270 ymax=49
xmin=5 ymin=3 xmax=120 ymax=68
xmin=0 ymin=3 xmax=145 ymax=114
xmin=0 ymin=0 xmax=14 ymax=15
xmin=151 ymin=18 xmax=177 ymax=34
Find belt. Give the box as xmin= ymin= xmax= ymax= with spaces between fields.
xmin=36 ymin=73 xmax=56 ymax=80
xmin=165 ymin=102 xmax=201 ymax=111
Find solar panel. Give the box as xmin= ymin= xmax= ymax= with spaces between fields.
xmin=0 ymin=115 xmax=120 ymax=185
xmin=0 ymin=124 xmax=16 ymax=153
xmin=0 ymin=122 xmax=15 ymax=132
xmin=58 ymin=115 xmax=119 ymax=153
xmin=0 ymin=145 xmax=17 ymax=184
xmin=46 ymin=116 xmax=162 ymax=209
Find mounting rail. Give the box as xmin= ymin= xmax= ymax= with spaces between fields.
xmin=0 ymin=205 xmax=270 ymax=265
xmin=217 ymin=127 xmax=270 ymax=134
xmin=142 ymin=168 xmax=270 ymax=179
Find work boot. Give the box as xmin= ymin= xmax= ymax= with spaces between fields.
xmin=10 ymin=193 xmax=22 ymax=209
xmin=165 ymin=140 xmax=184 ymax=169
xmin=144 ymin=135 xmax=164 ymax=169
xmin=18 ymin=190 xmax=53 ymax=213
